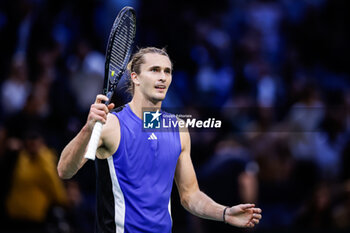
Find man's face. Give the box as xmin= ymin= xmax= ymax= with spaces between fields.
xmin=136 ymin=53 xmax=172 ymax=103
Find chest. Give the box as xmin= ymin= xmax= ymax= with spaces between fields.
xmin=116 ymin=126 xmax=181 ymax=179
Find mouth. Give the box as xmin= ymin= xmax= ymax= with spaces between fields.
xmin=155 ymin=85 xmax=166 ymax=90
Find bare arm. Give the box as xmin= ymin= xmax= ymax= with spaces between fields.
xmin=175 ymin=129 xmax=262 ymax=227
xmin=175 ymin=130 xmax=224 ymax=221
xmin=57 ymin=95 xmax=114 ymax=179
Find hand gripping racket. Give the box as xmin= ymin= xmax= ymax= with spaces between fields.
xmin=85 ymin=6 xmax=136 ymax=160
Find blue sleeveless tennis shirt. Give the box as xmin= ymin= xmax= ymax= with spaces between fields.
xmin=95 ymin=104 xmax=181 ymax=233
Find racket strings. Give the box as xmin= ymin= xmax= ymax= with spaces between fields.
xmin=110 ymin=13 xmax=136 ymax=72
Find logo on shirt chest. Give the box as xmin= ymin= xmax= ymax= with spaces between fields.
xmin=148 ymin=133 xmax=157 ymax=140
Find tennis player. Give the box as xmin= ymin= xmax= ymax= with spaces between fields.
xmin=57 ymin=47 xmax=262 ymax=233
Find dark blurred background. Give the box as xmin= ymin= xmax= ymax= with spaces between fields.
xmin=0 ymin=0 xmax=350 ymax=232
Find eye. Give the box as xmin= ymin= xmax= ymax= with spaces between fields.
xmin=151 ymin=67 xmax=159 ymax=72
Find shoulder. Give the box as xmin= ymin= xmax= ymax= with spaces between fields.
xmin=105 ymin=104 xmax=126 ymax=130
xmin=97 ymin=113 xmax=121 ymax=159
xmin=106 ymin=112 xmax=120 ymax=127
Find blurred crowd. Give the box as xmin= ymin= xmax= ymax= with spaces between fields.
xmin=0 ymin=0 xmax=350 ymax=233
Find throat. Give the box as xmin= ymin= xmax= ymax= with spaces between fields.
xmin=129 ymin=97 xmax=162 ymax=119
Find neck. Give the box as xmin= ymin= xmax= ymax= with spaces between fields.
xmin=129 ymin=93 xmax=162 ymax=119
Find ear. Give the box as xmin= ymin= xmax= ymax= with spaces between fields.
xmin=131 ymin=72 xmax=140 ymax=86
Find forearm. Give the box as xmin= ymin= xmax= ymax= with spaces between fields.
xmin=181 ymin=189 xmax=226 ymax=222
xmin=57 ymin=125 xmax=91 ymax=179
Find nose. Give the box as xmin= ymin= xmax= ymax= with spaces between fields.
xmin=159 ymin=71 xmax=166 ymax=82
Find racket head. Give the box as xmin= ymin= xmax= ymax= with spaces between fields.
xmin=103 ymin=6 xmax=136 ymax=98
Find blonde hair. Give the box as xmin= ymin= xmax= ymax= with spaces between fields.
xmin=127 ymin=47 xmax=171 ymax=95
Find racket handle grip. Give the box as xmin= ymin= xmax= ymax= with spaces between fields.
xmin=84 ymin=122 xmax=103 ymax=160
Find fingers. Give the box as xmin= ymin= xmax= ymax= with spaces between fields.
xmin=248 ymin=210 xmax=262 ymax=228
xmin=94 ymin=94 xmax=115 ymax=111
xmin=89 ymin=105 xmax=109 ymax=124
xmin=108 ymin=103 xmax=115 ymax=110
xmin=87 ymin=95 xmax=112 ymax=128
xmin=95 ymin=94 xmax=109 ymax=104
xmin=240 ymin=203 xmax=255 ymax=210
xmin=248 ymin=216 xmax=260 ymax=228
xmin=247 ymin=222 xmax=255 ymax=228
xmin=91 ymin=102 xmax=110 ymax=115
xmin=244 ymin=205 xmax=262 ymax=228
xmin=254 ymin=208 xmax=262 ymax=213
xmin=253 ymin=208 xmax=262 ymax=214
xmin=252 ymin=213 xmax=262 ymax=220
xmin=246 ymin=217 xmax=260 ymax=228
xmin=252 ymin=218 xmax=260 ymax=224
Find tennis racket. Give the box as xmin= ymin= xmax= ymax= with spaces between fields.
xmin=85 ymin=6 xmax=136 ymax=160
